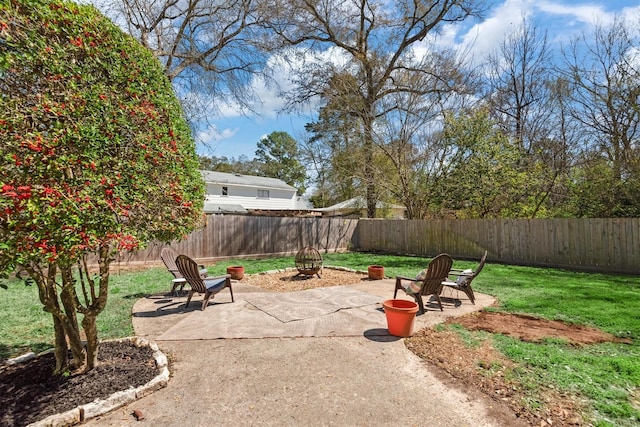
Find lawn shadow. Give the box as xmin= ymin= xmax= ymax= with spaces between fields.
xmin=132 ymin=293 xmax=203 ymax=318
xmin=123 ymin=292 xmax=151 ymax=300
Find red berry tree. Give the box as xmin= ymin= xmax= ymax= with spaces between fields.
xmin=0 ymin=0 xmax=204 ymax=373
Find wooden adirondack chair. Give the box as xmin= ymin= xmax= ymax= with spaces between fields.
xmin=175 ymin=255 xmax=234 ymax=310
xmin=394 ymin=253 xmax=453 ymax=314
xmin=442 ymin=250 xmax=487 ymax=305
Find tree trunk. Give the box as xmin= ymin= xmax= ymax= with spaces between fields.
xmin=52 ymin=315 xmax=69 ymax=375
xmin=31 ymin=265 xmax=76 ymax=375
xmin=59 ymin=266 xmax=86 ymax=370
xmin=363 ymin=115 xmax=377 ymax=218
xmin=82 ymin=246 xmax=113 ymax=370
xmin=82 ymin=314 xmax=99 ymax=370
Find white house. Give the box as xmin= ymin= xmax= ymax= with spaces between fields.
xmin=201 ymin=171 xmax=313 ymax=215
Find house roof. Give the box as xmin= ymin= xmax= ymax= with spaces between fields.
xmin=200 ymin=170 xmax=296 ymax=191
xmin=315 ymin=197 xmax=406 ymax=212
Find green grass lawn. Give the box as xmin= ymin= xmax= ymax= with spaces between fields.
xmin=1 ymin=252 xmax=638 ymax=426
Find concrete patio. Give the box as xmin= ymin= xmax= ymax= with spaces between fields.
xmin=84 ymin=279 xmax=526 ymax=427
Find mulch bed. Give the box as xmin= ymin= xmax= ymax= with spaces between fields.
xmin=0 ymin=340 xmax=159 ymax=427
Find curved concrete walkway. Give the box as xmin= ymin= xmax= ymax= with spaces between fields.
xmin=85 ymin=280 xmax=527 ymax=426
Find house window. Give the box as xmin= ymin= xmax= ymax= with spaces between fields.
xmin=257 ymin=189 xmax=269 ymax=199
xmin=222 ymin=186 xmax=228 ymax=196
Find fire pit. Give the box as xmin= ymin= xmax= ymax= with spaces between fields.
xmin=295 ymin=246 xmax=323 ymax=278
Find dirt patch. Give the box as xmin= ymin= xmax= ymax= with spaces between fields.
xmin=448 ymin=311 xmax=632 ymax=345
xmin=240 ymin=267 xmax=370 ymax=292
xmin=407 ymin=310 xmax=630 ymax=426
xmin=406 ymin=327 xmax=587 ymax=426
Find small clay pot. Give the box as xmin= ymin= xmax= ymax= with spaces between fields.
xmin=367 ymin=265 xmax=385 ymax=280
xmin=226 ymin=266 xmax=245 ymax=280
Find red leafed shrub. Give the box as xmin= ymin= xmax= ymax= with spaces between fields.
xmin=0 ymin=0 xmax=204 ymax=373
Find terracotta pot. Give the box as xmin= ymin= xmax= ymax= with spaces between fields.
xmin=226 ymin=266 xmax=244 ymax=280
xmin=367 ymin=265 xmax=385 ymax=280
xmin=383 ymin=299 xmax=419 ymax=337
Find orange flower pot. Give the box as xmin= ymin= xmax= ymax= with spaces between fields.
xmin=383 ymin=299 xmax=419 ymax=337
xmin=367 ymin=265 xmax=385 ymax=280
xmin=226 ymin=266 xmax=244 ymax=280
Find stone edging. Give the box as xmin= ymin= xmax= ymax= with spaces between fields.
xmin=13 ymin=337 xmax=169 ymax=427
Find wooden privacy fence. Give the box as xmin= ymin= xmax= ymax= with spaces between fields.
xmin=117 ymin=216 xmax=639 ymax=274
xmin=351 ymin=218 xmax=640 ymax=274
xmin=117 ymin=215 xmax=359 ymax=266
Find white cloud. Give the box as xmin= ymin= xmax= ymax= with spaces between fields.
xmin=415 ymin=0 xmax=637 ymax=67
xmin=412 ymin=0 xmax=535 ymax=66
xmin=621 ymin=6 xmax=640 ymax=37
xmin=219 ymin=128 xmax=238 ymax=139
xmin=249 ymin=53 xmax=298 ymax=117
xmin=412 ymin=23 xmax=457 ymax=60
xmin=461 ymin=0 xmax=533 ymax=63
xmin=212 ymin=51 xmax=297 ymax=120
xmin=536 ymin=1 xmax=610 ymax=27
xmin=214 ymin=100 xmax=247 ymax=119
xmin=196 ymin=124 xmax=238 ymax=145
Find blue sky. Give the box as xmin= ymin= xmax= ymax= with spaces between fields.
xmin=198 ymin=0 xmax=640 ymax=160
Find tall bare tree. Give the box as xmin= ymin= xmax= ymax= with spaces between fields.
xmin=371 ymin=58 xmax=475 ymax=219
xmin=485 ymin=17 xmax=554 ymax=154
xmin=483 ymin=18 xmax=569 ymax=217
xmin=263 ymin=0 xmax=482 ymax=217
xmin=562 ymin=16 xmax=640 ymax=216
xmin=99 ymin=0 xmax=267 ymax=127
xmin=535 ymin=76 xmax=582 ymax=216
